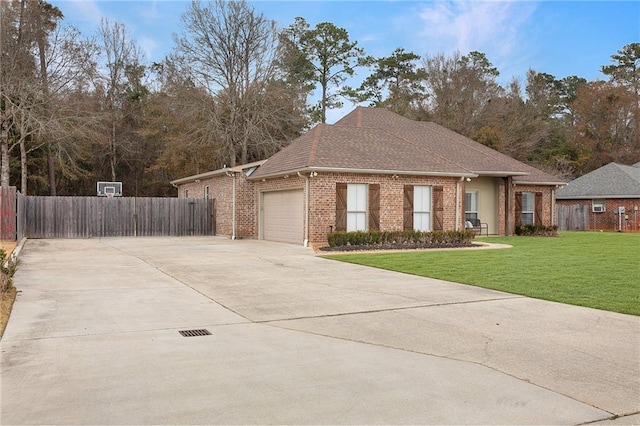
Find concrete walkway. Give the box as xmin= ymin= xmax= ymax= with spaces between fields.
xmin=1 ymin=237 xmax=638 ymax=424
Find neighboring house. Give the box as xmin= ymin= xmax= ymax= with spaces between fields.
xmin=171 ymin=107 xmax=564 ymax=246
xmin=556 ymin=162 xmax=640 ymax=231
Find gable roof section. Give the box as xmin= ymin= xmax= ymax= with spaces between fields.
xmin=170 ymin=160 xmax=266 ymax=186
xmin=247 ymin=107 xmax=564 ymax=185
xmin=252 ymin=123 xmax=475 ymax=178
xmin=556 ymin=162 xmax=640 ymax=199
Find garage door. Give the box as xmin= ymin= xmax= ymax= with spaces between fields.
xmin=262 ymin=189 xmax=304 ymax=244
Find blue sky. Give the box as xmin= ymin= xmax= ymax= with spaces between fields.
xmin=50 ymin=0 xmax=639 ymax=121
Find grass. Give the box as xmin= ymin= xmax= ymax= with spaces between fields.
xmin=323 ymin=232 xmax=640 ymax=316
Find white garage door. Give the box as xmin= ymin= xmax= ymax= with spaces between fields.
xmin=262 ymin=189 xmax=304 ymax=244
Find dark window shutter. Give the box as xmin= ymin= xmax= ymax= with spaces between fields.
xmin=403 ymin=185 xmax=413 ymax=230
xmin=515 ymin=193 xmax=523 ymax=225
xmin=433 ymin=186 xmax=443 ymax=231
xmin=368 ymin=184 xmax=380 ymax=231
xmin=535 ymin=192 xmax=543 ymax=225
xmin=335 ymin=183 xmax=347 ymax=231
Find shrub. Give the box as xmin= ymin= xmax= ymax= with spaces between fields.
xmin=326 ymin=230 xmax=475 ymax=248
xmin=515 ymin=224 xmax=558 ymax=236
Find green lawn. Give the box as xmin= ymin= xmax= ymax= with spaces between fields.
xmin=323 ymin=232 xmax=640 ymax=316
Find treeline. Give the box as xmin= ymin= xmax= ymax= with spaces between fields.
xmin=1 ymin=0 xmax=638 ymax=196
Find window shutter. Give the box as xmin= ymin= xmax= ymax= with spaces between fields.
xmin=433 ymin=186 xmax=443 ymax=231
xmin=368 ymin=184 xmax=380 ymax=231
xmin=335 ymin=183 xmax=347 ymax=231
xmin=515 ymin=193 xmax=523 ymax=225
xmin=535 ymin=192 xmax=543 ymax=225
xmin=403 ymin=185 xmax=413 ymax=230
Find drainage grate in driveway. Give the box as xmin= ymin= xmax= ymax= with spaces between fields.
xmin=178 ymin=329 xmax=212 ymax=337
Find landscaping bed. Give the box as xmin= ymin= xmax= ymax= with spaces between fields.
xmin=319 ymin=242 xmax=477 ymax=252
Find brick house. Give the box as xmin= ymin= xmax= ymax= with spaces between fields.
xmin=171 ymin=107 xmax=564 ymax=246
xmin=556 ymin=162 xmax=640 ymax=231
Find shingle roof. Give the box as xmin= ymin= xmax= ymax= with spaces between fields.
xmin=556 ymin=162 xmax=640 ymax=199
xmin=250 ymin=107 xmax=564 ymax=184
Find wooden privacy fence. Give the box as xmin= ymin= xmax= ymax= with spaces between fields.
xmin=22 ymin=196 xmax=215 ymax=239
xmin=557 ymin=203 xmax=589 ymax=231
xmin=0 ymin=187 xmax=18 ymax=240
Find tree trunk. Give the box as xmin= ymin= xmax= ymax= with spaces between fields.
xmin=48 ymin=152 xmax=56 ymax=196
xmin=20 ymin=138 xmax=27 ymax=194
xmin=0 ymin=139 xmax=9 ymax=187
xmin=110 ymin=121 xmax=117 ymax=181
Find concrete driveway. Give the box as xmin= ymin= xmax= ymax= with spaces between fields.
xmin=1 ymin=237 xmax=638 ymax=425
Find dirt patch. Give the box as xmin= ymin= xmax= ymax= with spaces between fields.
xmin=0 ymin=241 xmax=18 ymax=339
xmin=0 ymin=285 xmax=17 ymax=338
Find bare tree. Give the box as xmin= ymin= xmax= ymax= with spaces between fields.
xmin=422 ymin=51 xmax=502 ymax=137
xmin=0 ymin=0 xmax=37 ymax=187
xmin=0 ymin=0 xmax=97 ymax=194
xmin=172 ymin=0 xmax=304 ymax=166
xmin=96 ymin=18 xmax=143 ymax=182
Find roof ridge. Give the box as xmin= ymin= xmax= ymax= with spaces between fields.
xmin=615 ymin=162 xmax=640 ymax=183
xmin=307 ymin=124 xmax=324 ymax=165
xmin=417 ymin=122 xmax=525 ymax=173
xmin=376 ymin=124 xmax=475 ymax=175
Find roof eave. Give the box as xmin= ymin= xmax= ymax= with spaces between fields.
xmin=170 ymin=160 xmax=268 ymax=185
xmin=557 ymin=195 xmax=640 ymax=200
xmin=170 ymin=168 xmax=231 ymax=185
xmin=249 ymin=166 xmax=478 ymax=180
xmin=474 ymin=171 xmax=529 ymax=177
xmin=515 ymin=180 xmax=567 ymax=186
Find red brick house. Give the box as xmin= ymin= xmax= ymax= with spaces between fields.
xmin=171 ymin=107 xmax=564 ymax=245
xmin=556 ymin=162 xmax=640 ymax=231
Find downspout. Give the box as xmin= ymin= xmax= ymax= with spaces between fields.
xmin=231 ymin=172 xmax=236 ymax=240
xmin=298 ymin=172 xmax=310 ymax=247
xmin=551 ymin=186 xmax=557 ymax=227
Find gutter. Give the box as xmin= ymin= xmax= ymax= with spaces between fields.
xmin=515 ymin=180 xmax=567 ymax=186
xmin=557 ymin=195 xmax=640 ymax=200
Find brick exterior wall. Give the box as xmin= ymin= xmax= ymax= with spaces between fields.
xmin=177 ymin=172 xmax=560 ymax=245
xmin=303 ymin=173 xmax=461 ymax=245
xmin=177 ymin=173 xmax=257 ymax=238
xmin=250 ymin=172 xmax=462 ymax=245
xmin=514 ymin=185 xmax=556 ymax=228
xmin=557 ymin=198 xmax=640 ymax=231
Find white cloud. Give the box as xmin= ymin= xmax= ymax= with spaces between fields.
xmin=410 ymin=0 xmax=538 ymax=80
xmin=137 ymin=36 xmax=160 ymax=62
xmin=58 ymin=0 xmax=104 ymax=26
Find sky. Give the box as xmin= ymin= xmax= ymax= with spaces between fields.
xmin=49 ymin=0 xmax=639 ymax=122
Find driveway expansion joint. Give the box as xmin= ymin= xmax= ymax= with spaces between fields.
xmin=256 ymin=295 xmax=525 ymax=324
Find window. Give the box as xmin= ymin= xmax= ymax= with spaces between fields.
xmin=521 ymin=192 xmax=534 ymax=224
xmin=336 ymin=183 xmax=379 ymax=232
xmin=465 ymin=191 xmax=478 ymax=223
xmin=204 ymin=186 xmax=210 ymax=199
xmin=413 ymin=186 xmax=431 ymax=231
xmin=592 ymin=199 xmax=605 ymax=213
xmin=347 ymin=184 xmax=367 ymax=231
